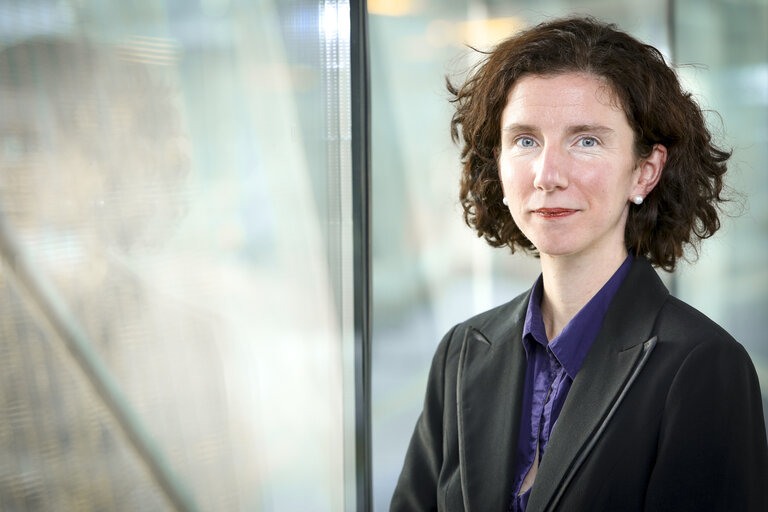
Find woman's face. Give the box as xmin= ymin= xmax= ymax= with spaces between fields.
xmin=498 ymin=72 xmax=648 ymax=263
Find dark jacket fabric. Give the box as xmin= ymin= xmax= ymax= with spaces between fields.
xmin=390 ymin=257 xmax=768 ymax=512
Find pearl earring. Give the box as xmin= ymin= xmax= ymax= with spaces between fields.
xmin=632 ymin=195 xmax=644 ymax=205
xmin=502 ymin=197 xmax=509 ymax=206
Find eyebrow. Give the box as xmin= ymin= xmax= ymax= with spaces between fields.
xmin=501 ymin=123 xmax=616 ymax=136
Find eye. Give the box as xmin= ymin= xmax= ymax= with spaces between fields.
xmin=515 ymin=136 xmax=537 ymax=148
xmin=577 ymin=136 xmax=599 ymax=148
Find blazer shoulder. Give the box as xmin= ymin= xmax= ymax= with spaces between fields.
xmin=432 ymin=288 xmax=531 ymax=369
xmin=464 ymin=289 xmax=529 ymax=325
xmin=461 ymin=288 xmax=530 ymax=338
xmin=656 ymin=294 xmax=750 ymax=360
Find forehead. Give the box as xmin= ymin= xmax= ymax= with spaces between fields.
xmin=501 ymin=72 xmax=628 ymax=128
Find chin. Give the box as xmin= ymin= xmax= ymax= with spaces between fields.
xmin=528 ymin=237 xmax=580 ymax=258
xmin=537 ymin=248 xmax=579 ymax=259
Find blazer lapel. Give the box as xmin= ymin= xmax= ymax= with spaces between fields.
xmin=526 ymin=258 xmax=670 ymax=512
xmin=457 ymin=291 xmax=530 ymax=512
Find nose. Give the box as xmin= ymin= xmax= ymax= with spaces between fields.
xmin=533 ymin=145 xmax=569 ymax=191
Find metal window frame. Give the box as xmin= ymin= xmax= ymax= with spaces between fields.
xmin=350 ymin=0 xmax=372 ymax=510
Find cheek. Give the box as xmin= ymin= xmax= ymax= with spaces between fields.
xmin=580 ymin=163 xmax=630 ymax=196
xmin=498 ymin=161 xmax=528 ymax=195
xmin=579 ymin=170 xmax=634 ymax=220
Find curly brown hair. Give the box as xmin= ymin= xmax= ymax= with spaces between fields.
xmin=448 ymin=16 xmax=730 ymax=271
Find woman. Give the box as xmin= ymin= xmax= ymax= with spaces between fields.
xmin=390 ymin=16 xmax=768 ymax=512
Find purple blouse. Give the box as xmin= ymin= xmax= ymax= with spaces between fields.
xmin=509 ymin=255 xmax=633 ymax=512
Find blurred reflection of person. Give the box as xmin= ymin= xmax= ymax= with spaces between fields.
xmin=0 ymin=38 xmax=241 ymax=510
xmin=391 ymin=17 xmax=768 ymax=512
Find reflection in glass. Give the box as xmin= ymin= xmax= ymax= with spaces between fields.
xmin=0 ymin=1 xmax=355 ymax=510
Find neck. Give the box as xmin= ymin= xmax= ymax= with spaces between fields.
xmin=539 ymin=248 xmax=628 ymax=340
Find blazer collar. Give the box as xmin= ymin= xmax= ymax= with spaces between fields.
xmin=457 ymin=257 xmax=669 ymax=512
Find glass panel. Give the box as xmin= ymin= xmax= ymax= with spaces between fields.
xmin=673 ymin=0 xmax=768 ymax=423
xmin=0 ymin=0 xmax=356 ymax=510
xmin=369 ymin=2 xmax=668 ymax=509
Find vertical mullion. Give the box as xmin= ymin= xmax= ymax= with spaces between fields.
xmin=350 ymin=0 xmax=372 ymax=510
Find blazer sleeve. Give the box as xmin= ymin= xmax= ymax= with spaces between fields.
xmin=389 ymin=325 xmax=457 ymax=512
xmin=644 ymin=338 xmax=768 ymax=511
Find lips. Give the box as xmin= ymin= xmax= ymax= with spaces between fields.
xmin=532 ymin=208 xmax=577 ymax=217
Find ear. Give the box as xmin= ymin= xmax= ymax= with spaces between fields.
xmin=632 ymin=144 xmax=666 ymax=198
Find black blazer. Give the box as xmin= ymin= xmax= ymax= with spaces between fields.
xmin=391 ymin=258 xmax=768 ymax=511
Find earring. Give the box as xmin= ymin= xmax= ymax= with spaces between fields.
xmin=502 ymin=197 xmax=509 ymax=206
xmin=632 ymin=195 xmax=644 ymax=205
